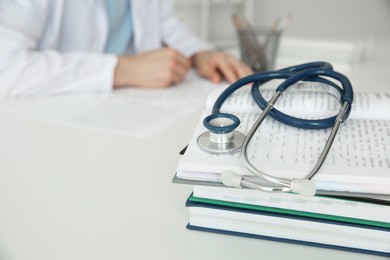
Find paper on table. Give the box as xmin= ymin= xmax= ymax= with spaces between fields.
xmin=8 ymin=70 xmax=227 ymax=138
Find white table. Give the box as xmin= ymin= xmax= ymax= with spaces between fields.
xmin=0 ymin=42 xmax=389 ymax=260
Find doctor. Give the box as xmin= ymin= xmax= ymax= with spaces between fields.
xmin=0 ymin=0 xmax=252 ymax=97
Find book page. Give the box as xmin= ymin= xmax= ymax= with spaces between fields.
xmin=206 ymin=82 xmax=390 ymax=120
xmin=177 ymin=90 xmax=390 ymax=193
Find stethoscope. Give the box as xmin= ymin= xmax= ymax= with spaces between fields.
xmin=197 ymin=62 xmax=354 ymax=196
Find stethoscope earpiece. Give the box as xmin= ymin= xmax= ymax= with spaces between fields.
xmin=291 ymin=179 xmax=317 ymax=196
xmin=220 ymin=171 xmax=243 ymax=188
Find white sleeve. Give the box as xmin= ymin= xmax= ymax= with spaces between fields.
xmin=159 ymin=0 xmax=215 ymax=57
xmin=0 ymin=0 xmax=117 ymax=98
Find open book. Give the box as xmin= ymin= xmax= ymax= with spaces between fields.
xmin=175 ymin=81 xmax=390 ymax=195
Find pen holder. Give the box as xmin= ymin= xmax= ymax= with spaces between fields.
xmin=238 ymin=27 xmax=282 ymax=72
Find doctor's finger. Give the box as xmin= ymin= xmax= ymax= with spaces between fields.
xmin=172 ymin=66 xmax=189 ymax=84
xmin=223 ymin=55 xmax=253 ymax=80
xmin=233 ymin=61 xmax=253 ymax=80
xmin=165 ymin=48 xmax=191 ymax=70
xmin=172 ymin=56 xmax=191 ymax=78
xmin=165 ymin=61 xmax=189 ymax=85
xmin=216 ymin=60 xmax=240 ymax=84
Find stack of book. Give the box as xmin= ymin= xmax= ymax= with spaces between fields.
xmin=186 ymin=185 xmax=389 ymax=256
xmin=173 ymin=85 xmax=390 ymax=257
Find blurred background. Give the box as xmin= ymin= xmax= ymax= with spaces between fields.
xmin=174 ymin=0 xmax=390 ymax=47
xmin=174 ymin=0 xmax=390 ymax=77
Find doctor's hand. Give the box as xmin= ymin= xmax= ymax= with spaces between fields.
xmin=191 ymin=51 xmax=252 ymax=84
xmin=113 ymin=48 xmax=191 ymax=88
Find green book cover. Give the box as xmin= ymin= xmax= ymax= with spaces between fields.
xmin=188 ymin=194 xmax=390 ymax=229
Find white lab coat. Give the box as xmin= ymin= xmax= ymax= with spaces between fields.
xmin=0 ymin=0 xmax=213 ymax=97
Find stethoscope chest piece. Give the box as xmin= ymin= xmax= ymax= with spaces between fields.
xmin=197 ymin=112 xmax=245 ymax=153
xmin=197 ymin=130 xmax=245 ymax=154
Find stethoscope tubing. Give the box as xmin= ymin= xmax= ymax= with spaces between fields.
xmin=251 ymin=70 xmax=353 ymax=129
xmin=200 ymin=61 xmax=354 ymax=194
xmin=211 ymin=61 xmax=334 ymax=115
xmin=211 ymin=62 xmax=353 ymax=130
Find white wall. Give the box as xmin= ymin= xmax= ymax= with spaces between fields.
xmin=174 ymin=0 xmax=390 ymax=44
xmin=253 ymin=0 xmax=390 ymax=41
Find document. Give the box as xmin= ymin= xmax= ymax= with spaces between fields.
xmin=9 ymin=70 xmax=225 ymax=138
xmin=176 ymin=82 xmax=390 ymax=194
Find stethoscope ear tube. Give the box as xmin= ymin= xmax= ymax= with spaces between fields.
xmin=275 ymin=68 xmax=353 ymax=104
xmin=220 ymin=171 xmax=317 ymax=196
xmin=251 ymin=69 xmax=353 ymax=129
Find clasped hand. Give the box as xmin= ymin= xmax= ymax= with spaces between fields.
xmin=113 ymin=48 xmax=252 ymax=88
